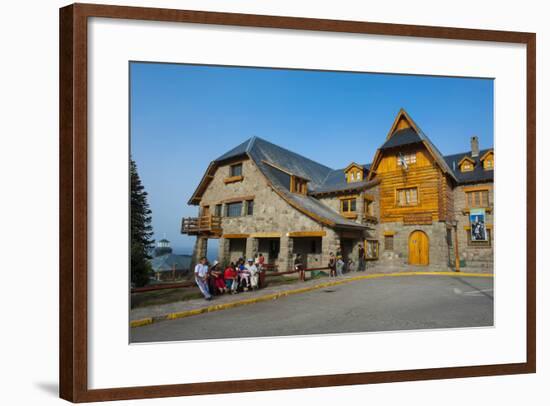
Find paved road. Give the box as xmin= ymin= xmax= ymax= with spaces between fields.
xmin=130 ymin=275 xmax=493 ymax=343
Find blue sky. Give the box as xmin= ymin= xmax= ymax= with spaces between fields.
xmin=130 ymin=62 xmax=493 ymax=255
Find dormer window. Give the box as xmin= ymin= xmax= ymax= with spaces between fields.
xmin=290 ymin=175 xmax=308 ymax=194
xmin=344 ymin=163 xmax=364 ymax=183
xmin=480 ymin=151 xmax=494 ymax=171
xmin=458 ymin=156 xmax=475 ymax=172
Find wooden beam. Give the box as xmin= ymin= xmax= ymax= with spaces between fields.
xmin=383 ymin=231 xmax=396 ymax=236
xmin=341 ymin=230 xmax=361 ymax=239
xmin=462 ymin=208 xmax=493 ymax=215
xmin=463 ymin=185 xmax=492 ymax=193
xmin=403 ymin=213 xmax=433 ymax=225
xmin=249 ymin=232 xmax=282 ymax=238
xmin=287 ymin=231 xmax=327 ymax=237
xmin=221 ymin=195 xmax=255 ymax=203
xmin=338 ymin=194 xmax=359 ymax=200
xmin=223 ymin=175 xmax=244 ymax=184
xmin=221 ymin=233 xmax=250 ymax=239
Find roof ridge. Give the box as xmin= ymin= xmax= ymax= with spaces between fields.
xmin=320 ymin=167 xmax=337 ymax=185
xmin=245 ymin=135 xmax=257 ymax=153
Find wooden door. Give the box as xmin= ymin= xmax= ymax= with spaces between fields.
xmin=201 ymin=206 xmax=210 ymax=217
xmin=408 ymin=230 xmax=429 ymax=265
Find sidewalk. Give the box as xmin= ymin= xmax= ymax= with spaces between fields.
xmin=130 ymin=269 xmax=493 ymax=327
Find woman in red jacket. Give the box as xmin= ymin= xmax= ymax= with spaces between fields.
xmin=224 ymin=262 xmax=238 ymax=294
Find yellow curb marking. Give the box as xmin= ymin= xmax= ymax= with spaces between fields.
xmin=130 ymin=318 xmax=153 ymax=328
xmin=131 ymin=271 xmax=493 ymax=328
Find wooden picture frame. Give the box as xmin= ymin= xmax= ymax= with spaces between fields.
xmin=59 ymin=3 xmax=536 ymax=402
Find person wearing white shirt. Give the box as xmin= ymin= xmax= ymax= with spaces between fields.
xmin=246 ymin=258 xmax=259 ymax=290
xmin=194 ymin=257 xmax=212 ymax=300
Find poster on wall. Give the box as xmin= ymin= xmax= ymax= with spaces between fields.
xmin=470 ymin=208 xmax=488 ymax=241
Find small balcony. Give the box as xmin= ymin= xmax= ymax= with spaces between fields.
xmin=181 ymin=215 xmax=222 ymax=236
xmin=362 ymin=214 xmax=378 ymax=224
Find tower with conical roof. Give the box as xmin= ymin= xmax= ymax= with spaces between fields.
xmin=154 ymin=234 xmax=173 ymax=257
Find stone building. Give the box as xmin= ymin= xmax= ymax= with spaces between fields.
xmin=182 ymin=109 xmax=494 ymax=272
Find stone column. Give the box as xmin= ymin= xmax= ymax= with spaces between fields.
xmin=218 ymin=237 xmax=230 ymax=266
xmin=191 ymin=236 xmax=208 ymax=270
xmin=245 ymin=237 xmax=259 ymax=261
xmin=278 ymin=234 xmax=294 ymax=272
xmin=321 ymin=228 xmax=340 ymax=267
xmin=357 ymin=192 xmax=365 ymax=223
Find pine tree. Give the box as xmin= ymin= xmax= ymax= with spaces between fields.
xmin=130 ymin=158 xmax=154 ymax=287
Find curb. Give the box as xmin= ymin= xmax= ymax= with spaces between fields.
xmin=130 ymin=271 xmax=493 ymax=328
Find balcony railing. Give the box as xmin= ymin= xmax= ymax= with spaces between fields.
xmin=362 ymin=214 xmax=378 ymax=224
xmin=181 ymin=215 xmax=222 ymax=236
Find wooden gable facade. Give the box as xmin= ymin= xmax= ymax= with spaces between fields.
xmin=368 ymin=110 xmax=454 ymax=224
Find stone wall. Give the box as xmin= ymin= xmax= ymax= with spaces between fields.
xmin=378 ymin=221 xmax=452 ymax=269
xmin=452 ymin=182 xmax=494 ymax=270
xmin=317 ymin=195 xmax=340 ymax=214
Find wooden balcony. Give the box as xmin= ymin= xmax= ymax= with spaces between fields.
xmin=181 ymin=215 xmax=222 ymax=236
xmin=362 ymin=214 xmax=379 ymax=224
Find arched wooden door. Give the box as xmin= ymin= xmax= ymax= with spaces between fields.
xmin=409 ymin=230 xmax=429 ymax=265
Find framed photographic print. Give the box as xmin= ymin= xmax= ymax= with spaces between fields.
xmin=59 ymin=3 xmax=536 ymax=402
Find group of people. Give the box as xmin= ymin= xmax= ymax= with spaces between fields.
xmin=194 ymin=254 xmax=266 ymax=301
xmin=327 ymin=243 xmax=367 ymax=277
xmin=195 ymin=244 xmax=369 ymax=300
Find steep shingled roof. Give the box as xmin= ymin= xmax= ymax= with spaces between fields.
xmin=379 ymin=128 xmax=422 ymax=150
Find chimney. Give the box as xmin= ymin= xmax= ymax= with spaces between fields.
xmin=470 ymin=136 xmax=479 ymax=158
